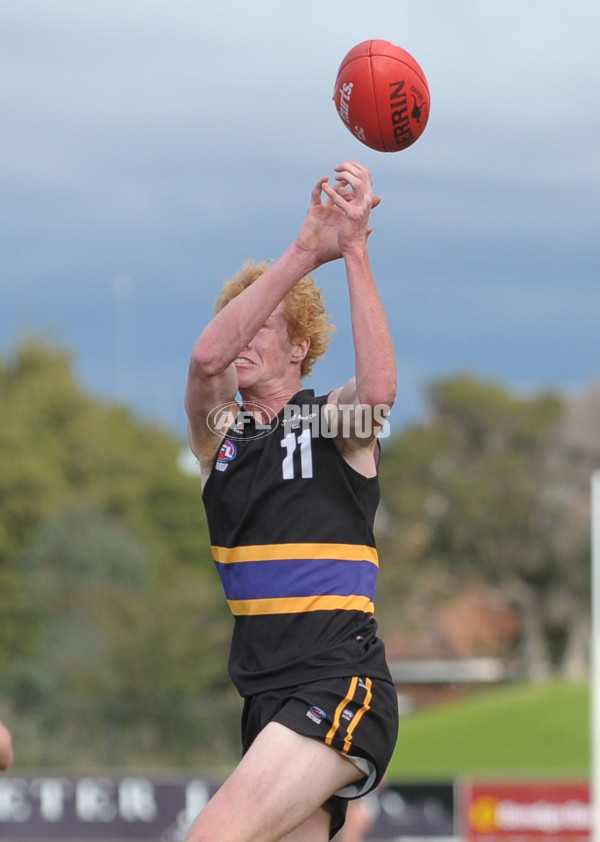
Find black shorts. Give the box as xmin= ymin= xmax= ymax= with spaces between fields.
xmin=241 ymin=675 xmax=399 ymax=838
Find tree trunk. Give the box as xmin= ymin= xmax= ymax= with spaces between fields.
xmin=504 ymin=578 xmax=552 ymax=681
xmin=561 ymin=613 xmax=590 ymax=680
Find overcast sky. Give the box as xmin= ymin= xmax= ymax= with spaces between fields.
xmin=1 ymin=0 xmax=598 ymax=437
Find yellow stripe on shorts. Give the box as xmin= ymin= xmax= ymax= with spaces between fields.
xmin=325 ymin=676 xmax=373 ymax=754
xmin=342 ymin=678 xmax=373 ymax=753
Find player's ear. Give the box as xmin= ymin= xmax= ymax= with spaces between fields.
xmin=291 ymin=337 xmax=310 ymax=364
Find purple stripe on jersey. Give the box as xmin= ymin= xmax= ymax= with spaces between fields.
xmin=214 ymin=558 xmax=378 ymax=602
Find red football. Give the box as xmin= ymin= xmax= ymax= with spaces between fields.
xmin=333 ymin=40 xmax=430 ymax=153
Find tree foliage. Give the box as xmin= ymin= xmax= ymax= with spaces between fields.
xmin=378 ymin=374 xmax=596 ymax=680
xmin=0 ymin=338 xmax=238 ymax=767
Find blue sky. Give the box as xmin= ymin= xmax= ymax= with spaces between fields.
xmin=1 ymin=0 xmax=598 ymax=438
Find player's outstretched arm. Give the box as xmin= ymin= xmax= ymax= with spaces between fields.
xmin=185 ymin=168 xmax=353 ymax=470
xmin=323 ymin=163 xmax=396 ymax=464
xmin=187 ymin=165 xmax=381 ymax=398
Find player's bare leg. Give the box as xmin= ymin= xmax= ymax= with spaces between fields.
xmin=184 ymin=721 xmax=363 ymax=842
xmin=278 ymin=807 xmax=332 ymax=842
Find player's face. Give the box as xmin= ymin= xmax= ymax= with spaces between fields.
xmin=233 ymin=305 xmax=300 ymax=390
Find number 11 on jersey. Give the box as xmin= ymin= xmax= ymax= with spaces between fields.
xmin=281 ymin=429 xmax=313 ymax=480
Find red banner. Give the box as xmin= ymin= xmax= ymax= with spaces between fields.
xmin=462 ymin=781 xmax=590 ymax=841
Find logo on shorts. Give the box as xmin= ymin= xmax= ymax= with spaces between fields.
xmin=306 ymin=705 xmax=327 ymax=725
xmin=341 ymin=708 xmax=354 ymax=722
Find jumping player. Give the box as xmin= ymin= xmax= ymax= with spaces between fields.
xmin=184 ymin=161 xmax=398 ymax=841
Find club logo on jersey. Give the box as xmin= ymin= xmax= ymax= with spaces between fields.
xmin=215 ymin=440 xmax=237 ymax=472
xmin=306 ymin=705 xmax=327 ymax=725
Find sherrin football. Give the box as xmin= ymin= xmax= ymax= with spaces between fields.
xmin=333 ymin=39 xmax=430 ymax=153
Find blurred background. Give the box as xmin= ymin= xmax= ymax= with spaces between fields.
xmin=1 ymin=0 xmax=599 ymax=838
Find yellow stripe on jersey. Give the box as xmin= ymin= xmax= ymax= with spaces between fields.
xmin=228 ymin=594 xmax=375 ymax=616
xmin=212 ymin=542 xmax=379 ymax=566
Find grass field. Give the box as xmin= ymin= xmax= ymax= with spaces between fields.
xmin=388 ymin=680 xmax=590 ymax=780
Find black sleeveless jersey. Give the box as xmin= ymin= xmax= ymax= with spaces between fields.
xmin=201 ymin=389 xmax=393 ymax=696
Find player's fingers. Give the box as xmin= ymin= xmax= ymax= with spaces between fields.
xmin=333 ymin=184 xmax=352 ymax=202
xmin=334 ymin=168 xmax=372 ymax=203
xmin=334 ymin=170 xmax=359 ymax=188
xmin=334 ymin=161 xmax=368 ymax=177
xmin=322 ymin=182 xmax=353 ymax=213
xmin=334 ymin=162 xmax=372 ymax=188
xmin=312 ymin=176 xmax=329 ymax=205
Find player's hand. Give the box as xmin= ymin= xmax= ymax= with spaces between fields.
xmin=322 ymin=162 xmax=379 ymax=255
xmin=294 ymin=163 xmax=379 ymax=267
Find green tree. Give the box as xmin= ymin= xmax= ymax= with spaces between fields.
xmin=9 ymin=505 xmax=236 ymax=767
xmin=0 ymin=337 xmax=236 ymax=766
xmin=378 ymin=374 xmax=590 ymax=680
